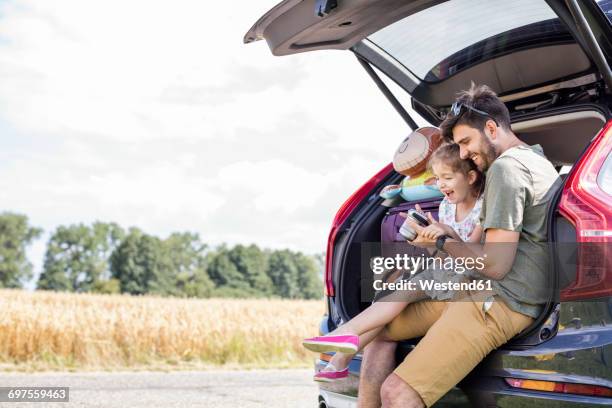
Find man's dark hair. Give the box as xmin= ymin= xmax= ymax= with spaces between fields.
xmin=440 ymin=83 xmax=512 ymax=143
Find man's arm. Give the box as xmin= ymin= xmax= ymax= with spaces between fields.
xmin=405 ymin=216 xmax=519 ymax=280
xmin=442 ymin=229 xmax=519 ymax=280
xmin=408 ymin=156 xmax=531 ymax=279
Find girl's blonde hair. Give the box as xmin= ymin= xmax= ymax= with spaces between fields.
xmin=427 ymin=143 xmax=484 ymax=196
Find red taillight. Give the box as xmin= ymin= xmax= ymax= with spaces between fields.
xmin=558 ymin=119 xmax=612 ymax=301
xmin=505 ymin=377 xmax=612 ymax=397
xmin=324 ymin=163 xmax=394 ymax=296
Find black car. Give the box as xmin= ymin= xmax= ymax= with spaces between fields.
xmin=246 ymin=0 xmax=612 ymax=406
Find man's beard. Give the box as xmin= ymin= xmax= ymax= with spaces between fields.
xmin=476 ymin=136 xmax=498 ymax=171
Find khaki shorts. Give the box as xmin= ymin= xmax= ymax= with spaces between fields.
xmin=384 ymin=293 xmax=534 ymax=407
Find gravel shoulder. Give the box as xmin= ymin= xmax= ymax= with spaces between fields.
xmin=0 ymin=369 xmax=319 ymax=408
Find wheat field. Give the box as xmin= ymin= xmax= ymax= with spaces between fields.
xmin=0 ymin=289 xmax=324 ymax=371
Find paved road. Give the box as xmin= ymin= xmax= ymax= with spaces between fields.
xmin=0 ymin=369 xmax=320 ymax=408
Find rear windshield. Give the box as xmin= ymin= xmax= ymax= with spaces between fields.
xmin=367 ymin=0 xmax=566 ymax=83
xmin=597 ymin=0 xmax=612 ymax=24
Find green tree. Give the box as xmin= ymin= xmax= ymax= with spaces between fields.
xmin=110 ymin=228 xmax=174 ymax=295
xmin=206 ymin=245 xmax=251 ymax=292
xmin=227 ymin=244 xmax=272 ymax=296
xmin=267 ymin=249 xmax=300 ymax=298
xmin=38 ymin=222 xmax=124 ymax=292
xmin=165 ymin=232 xmax=214 ymax=297
xmin=91 ymin=278 xmax=121 ymax=294
xmin=295 ymin=253 xmax=323 ymax=299
xmin=265 ymin=250 xmax=322 ymax=299
xmin=206 ymin=244 xmax=273 ymax=297
xmin=0 ymin=212 xmax=42 ymax=288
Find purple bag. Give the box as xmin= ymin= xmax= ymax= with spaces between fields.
xmin=381 ymin=197 xmax=441 ymax=243
xmin=379 ymin=197 xmax=441 ymax=261
xmin=373 ymin=197 xmax=443 ymax=300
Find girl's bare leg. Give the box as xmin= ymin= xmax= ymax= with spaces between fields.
xmin=329 ymin=289 xmax=427 ymax=337
xmin=323 ymin=290 xmax=428 ymax=372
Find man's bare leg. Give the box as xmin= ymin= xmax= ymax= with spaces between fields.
xmin=380 ymin=373 xmax=425 ymax=408
xmin=323 ymin=327 xmax=383 ymax=372
xmin=357 ymin=334 xmax=397 ymax=408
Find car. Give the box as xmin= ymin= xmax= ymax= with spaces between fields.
xmin=245 ymin=0 xmax=612 ymax=406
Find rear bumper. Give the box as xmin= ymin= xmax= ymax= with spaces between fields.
xmin=314 ymin=312 xmax=612 ymax=407
xmin=318 ymin=389 xmax=357 ymax=408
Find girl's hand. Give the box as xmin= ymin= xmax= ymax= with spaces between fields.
xmin=416 ymin=207 xmax=461 ymax=240
xmin=414 ymin=204 xmax=436 ymax=222
xmin=402 ymin=215 xmax=437 ymax=247
xmin=419 ymin=223 xmax=447 ymax=241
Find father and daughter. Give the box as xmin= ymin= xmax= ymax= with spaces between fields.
xmin=302 ymin=141 xmax=486 ymax=381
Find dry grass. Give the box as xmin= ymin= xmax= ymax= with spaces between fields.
xmin=0 ymin=289 xmax=324 ymax=372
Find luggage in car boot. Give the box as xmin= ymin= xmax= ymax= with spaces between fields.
xmin=379 ymin=197 xmax=441 ymax=268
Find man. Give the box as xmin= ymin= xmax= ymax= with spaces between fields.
xmin=357 ymin=84 xmax=562 ymax=408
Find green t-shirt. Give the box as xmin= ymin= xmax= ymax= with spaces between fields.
xmin=478 ymin=144 xmax=562 ymax=318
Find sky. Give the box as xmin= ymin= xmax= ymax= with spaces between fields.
xmin=0 ymin=0 xmax=429 ymax=284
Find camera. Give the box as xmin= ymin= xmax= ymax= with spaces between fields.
xmin=399 ymin=209 xmax=430 ymax=241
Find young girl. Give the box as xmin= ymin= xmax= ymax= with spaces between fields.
xmin=302 ymin=143 xmax=485 ymax=382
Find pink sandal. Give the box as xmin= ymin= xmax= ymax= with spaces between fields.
xmin=313 ymin=363 xmax=349 ymax=382
xmin=302 ymin=334 xmax=359 ymax=354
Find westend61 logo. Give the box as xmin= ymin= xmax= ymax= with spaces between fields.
xmin=370 ymin=253 xmax=492 ymax=292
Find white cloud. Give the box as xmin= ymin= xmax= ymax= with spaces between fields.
xmin=215 ymin=159 xmax=326 ymax=213
xmin=0 ymin=0 xmax=429 ymax=282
